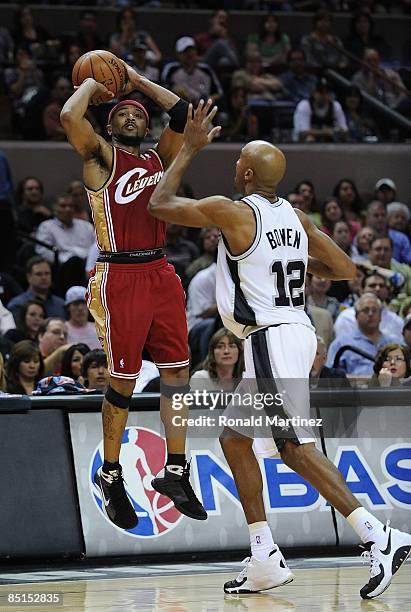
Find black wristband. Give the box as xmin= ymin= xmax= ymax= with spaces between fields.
xmin=168 ymin=98 xmax=189 ymax=133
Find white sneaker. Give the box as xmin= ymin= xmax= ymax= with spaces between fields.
xmin=223 ymin=548 xmax=294 ymax=594
xmin=360 ymin=521 xmax=411 ymax=599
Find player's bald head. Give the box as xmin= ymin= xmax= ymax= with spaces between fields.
xmin=235 ymin=140 xmax=286 ymax=194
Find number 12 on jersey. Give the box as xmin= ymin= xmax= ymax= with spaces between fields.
xmin=271 ymin=260 xmax=306 ymax=307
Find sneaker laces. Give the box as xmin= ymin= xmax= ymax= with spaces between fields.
xmin=360 ymin=543 xmax=380 ymax=578
xmin=235 ymin=557 xmax=251 ymax=583
xmin=180 ymin=460 xmax=202 ymax=504
xmin=101 ymin=468 xmax=130 ymax=505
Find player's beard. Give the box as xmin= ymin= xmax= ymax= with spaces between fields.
xmin=115 ymin=132 xmax=144 ymax=146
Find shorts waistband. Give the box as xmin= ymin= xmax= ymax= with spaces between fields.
xmin=97 ymin=248 xmax=165 ymax=264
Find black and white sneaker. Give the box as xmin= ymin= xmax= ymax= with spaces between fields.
xmin=360 ymin=521 xmax=411 ymax=599
xmin=94 ymin=466 xmax=138 ymax=530
xmin=151 ymin=461 xmax=207 ymax=520
xmin=224 ymin=548 xmax=294 ymax=594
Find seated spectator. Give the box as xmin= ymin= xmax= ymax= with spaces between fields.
xmin=162 ymin=37 xmax=223 ymax=105
xmin=339 ymin=266 xmax=366 ymax=308
xmin=343 ymin=86 xmax=379 ymax=143
xmin=332 ymin=178 xmax=363 ymax=223
xmin=65 ymin=286 xmax=100 ymax=349
xmin=402 ymin=314 xmax=411 ymax=351
xmin=67 ymin=180 xmax=90 ymax=222
xmin=335 ymin=272 xmax=403 ymax=339
xmin=372 ymin=343 xmax=411 ymax=387
xmin=280 ymin=48 xmax=316 ymax=104
xmin=3 ymin=298 xmax=46 ymax=349
xmin=66 ymin=43 xmax=81 ymax=73
xmin=12 ymin=6 xmax=54 ymax=60
xmin=231 ymin=51 xmax=283 ymax=102
xmin=190 ymin=327 xmax=244 ymax=391
xmin=374 ymin=178 xmax=397 ymax=206
xmin=353 ymin=48 xmax=407 ymax=111
xmin=305 ymin=275 xmax=334 ymax=347
xmin=127 ymin=40 xmax=159 ymax=84
xmin=327 ymin=293 xmax=401 ymax=376
xmin=82 ymin=349 xmax=109 ymax=392
xmin=196 ymin=10 xmax=239 ymax=72
xmin=386 ymin=202 xmax=410 ymax=238
xmin=365 ymin=200 xmax=411 ymax=264
xmin=345 ymin=11 xmax=391 ymax=64
xmin=307 ymin=275 xmax=340 ymax=321
xmin=186 ymin=226 xmax=219 ymax=282
xmin=7 ymin=256 xmax=65 ymax=320
xmin=38 ymin=317 xmax=70 ymax=376
xmin=165 ymin=224 xmax=199 ymax=284
xmin=109 ymin=8 xmax=161 ymax=63
xmin=69 ymin=10 xmax=104 ymax=56
xmin=332 ymin=221 xmax=356 ymax=258
xmin=0 ymin=26 xmax=14 ymax=64
xmin=5 ymin=47 xmax=44 ymax=125
xmin=320 ymin=197 xmax=361 ymax=238
xmin=294 ymin=180 xmax=320 ymax=225
xmin=220 ymin=87 xmax=257 ymax=142
xmin=247 ymin=14 xmax=290 ymax=68
xmin=16 ymin=176 xmax=51 ymax=235
xmin=6 ymin=339 xmax=43 ymax=395
xmin=301 ymin=10 xmax=348 ymax=70
xmin=293 ymin=78 xmax=348 ymax=143
xmin=43 ymin=75 xmax=72 ymax=142
xmin=187 ymin=262 xmax=219 ymax=367
xmin=363 ymin=236 xmax=411 ymax=296
xmin=60 ymin=342 xmax=90 ymax=382
xmin=352 ymin=226 xmax=376 ymax=262
xmin=36 ymin=192 xmax=94 ymax=294
xmin=310 ymin=335 xmax=350 ymax=388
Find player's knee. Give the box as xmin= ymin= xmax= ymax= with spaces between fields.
xmin=105 ymin=384 xmax=132 ymax=410
xmin=219 ymin=427 xmax=252 ymax=453
xmin=280 ymin=441 xmax=313 ymax=471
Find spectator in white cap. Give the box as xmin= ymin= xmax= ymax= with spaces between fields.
xmin=65 ymin=285 xmax=100 ymax=349
xmin=161 ymin=36 xmax=223 ymax=105
xmin=375 ymin=178 xmax=397 ymax=205
xmin=387 ymin=202 xmax=410 ymax=237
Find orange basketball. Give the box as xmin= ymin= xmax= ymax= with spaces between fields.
xmin=72 ymin=50 xmax=127 ymax=96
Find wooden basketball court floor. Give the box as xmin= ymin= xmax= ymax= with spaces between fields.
xmin=0 ymin=556 xmax=409 ymax=611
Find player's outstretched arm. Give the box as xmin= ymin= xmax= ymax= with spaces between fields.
xmin=294 ymin=209 xmax=357 ymax=280
xmin=60 ymin=79 xmax=113 ymax=159
xmin=149 ymin=100 xmax=238 ymax=228
xmin=122 ymin=63 xmax=190 ymax=168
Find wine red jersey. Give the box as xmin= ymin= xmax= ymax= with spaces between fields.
xmin=86 ymin=146 xmax=165 ymax=252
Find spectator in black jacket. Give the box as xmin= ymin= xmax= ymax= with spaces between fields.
xmin=310 ymin=335 xmax=350 ymax=388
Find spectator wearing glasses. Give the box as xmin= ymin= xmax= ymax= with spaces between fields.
xmin=327 ymin=293 xmax=401 ymax=376
xmin=372 ymin=343 xmax=411 ymax=387
xmin=38 ymin=317 xmax=70 ymax=376
xmin=335 ymin=273 xmax=403 ymax=339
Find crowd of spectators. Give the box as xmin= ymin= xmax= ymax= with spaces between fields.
xmin=0 ymin=159 xmax=410 ymax=394
xmin=0 ymin=6 xmax=410 ymax=142
xmin=0 ymin=4 xmax=410 ymax=396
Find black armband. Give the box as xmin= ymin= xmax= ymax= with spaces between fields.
xmin=168 ymin=98 xmax=189 ymax=133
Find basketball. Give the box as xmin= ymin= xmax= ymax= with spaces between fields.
xmin=71 ymin=50 xmax=127 ymax=96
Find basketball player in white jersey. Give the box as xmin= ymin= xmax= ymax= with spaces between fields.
xmin=149 ymin=100 xmax=411 ymax=600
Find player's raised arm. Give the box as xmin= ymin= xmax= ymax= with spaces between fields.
xmin=60 ymin=78 xmax=113 ymax=159
xmin=122 ymin=63 xmax=190 ymax=169
xmin=149 ymin=100 xmax=241 ymax=228
xmin=294 ymin=208 xmax=356 ymax=280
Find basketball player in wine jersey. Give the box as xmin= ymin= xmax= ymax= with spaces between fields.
xmin=61 ymin=63 xmax=207 ymax=530
xmin=148 ymin=100 xmax=411 ymax=599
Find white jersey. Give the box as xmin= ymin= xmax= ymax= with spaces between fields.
xmin=216 ymin=193 xmax=314 ymax=339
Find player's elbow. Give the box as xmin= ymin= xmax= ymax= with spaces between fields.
xmin=60 ymin=108 xmax=74 ymax=127
xmin=148 ymin=195 xmax=166 ymax=218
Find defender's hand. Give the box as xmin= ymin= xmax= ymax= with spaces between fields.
xmin=183 ymin=99 xmax=221 ymax=153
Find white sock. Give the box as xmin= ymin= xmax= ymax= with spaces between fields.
xmin=347 ymin=507 xmax=385 ymax=544
xmin=249 ymin=521 xmax=275 ymax=561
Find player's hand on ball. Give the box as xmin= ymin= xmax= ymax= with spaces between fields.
xmin=89 ymin=81 xmax=115 ymax=106
xmin=183 ymin=99 xmax=221 ymax=153
xmin=119 ymin=61 xmax=140 ymax=95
